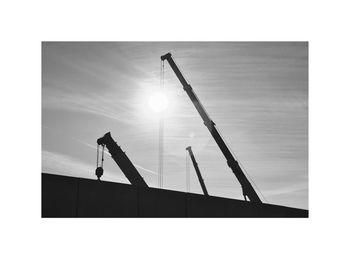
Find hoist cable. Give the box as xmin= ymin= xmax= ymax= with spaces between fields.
xmin=186 ymin=149 xmax=190 ymax=192
xmin=160 ymin=61 xmax=164 ymax=188
xmin=239 ymin=161 xmax=269 ymax=203
xmin=158 ymin=60 xmax=165 ymax=188
xmin=101 ymin=144 xmax=105 ymax=168
xmin=96 ymin=143 xmax=99 ymax=168
xmin=215 ymin=126 xmax=268 ymax=203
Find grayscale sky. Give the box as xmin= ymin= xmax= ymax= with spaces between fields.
xmin=42 ymin=42 xmax=308 ymax=209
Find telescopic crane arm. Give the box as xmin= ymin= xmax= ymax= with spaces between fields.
xmin=97 ymin=132 xmax=148 ymax=187
xmin=186 ymin=146 xmax=209 ymax=196
xmin=161 ymin=53 xmax=262 ymax=203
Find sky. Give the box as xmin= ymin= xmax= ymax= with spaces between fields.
xmin=42 ymin=42 xmax=308 ymax=209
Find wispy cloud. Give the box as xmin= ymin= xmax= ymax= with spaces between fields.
xmin=262 ymin=183 xmax=308 ymax=198
xmin=42 ymin=150 xmax=128 ymax=183
xmin=75 ymin=138 xmax=158 ymax=176
xmin=42 ymin=87 xmax=137 ymax=125
xmin=42 ymin=42 xmax=308 ymax=209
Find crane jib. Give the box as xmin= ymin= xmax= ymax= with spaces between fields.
xmin=97 ymin=132 xmax=148 ymax=188
xmin=161 ymin=52 xmax=262 ymax=203
xmin=186 ymin=146 xmax=209 ymax=196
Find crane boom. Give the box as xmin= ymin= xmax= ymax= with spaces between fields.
xmin=186 ymin=146 xmax=209 ymax=196
xmin=161 ymin=53 xmax=262 ymax=203
xmin=97 ymin=132 xmax=148 ymax=187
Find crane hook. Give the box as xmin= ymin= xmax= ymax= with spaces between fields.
xmin=95 ymin=143 xmax=105 ymax=181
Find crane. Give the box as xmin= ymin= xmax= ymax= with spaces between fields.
xmin=96 ymin=132 xmax=148 ymax=187
xmin=186 ymin=146 xmax=209 ymax=196
xmin=161 ymin=53 xmax=262 ymax=203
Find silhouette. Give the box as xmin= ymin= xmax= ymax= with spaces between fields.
xmin=95 ymin=167 xmax=103 ymax=181
xmin=186 ymin=146 xmax=209 ymax=196
xmin=161 ymin=53 xmax=261 ymax=203
xmin=42 ymin=173 xmax=308 ymax=217
xmin=96 ymin=132 xmax=148 ymax=187
xmin=41 ymin=49 xmax=308 ymax=217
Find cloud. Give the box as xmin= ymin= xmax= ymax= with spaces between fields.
xmin=42 ymin=87 xmax=137 ymax=124
xmin=262 ymin=183 xmax=308 ymax=198
xmin=42 ymin=150 xmax=128 ymax=183
xmin=71 ymin=138 xmax=158 ymax=176
xmin=42 ymin=42 xmax=308 ymax=209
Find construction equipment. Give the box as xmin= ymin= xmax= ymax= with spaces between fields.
xmin=95 ymin=143 xmax=105 ymax=180
xmin=186 ymin=146 xmax=209 ymax=196
xmin=161 ymin=53 xmax=262 ymax=203
xmin=96 ymin=132 xmax=148 ymax=187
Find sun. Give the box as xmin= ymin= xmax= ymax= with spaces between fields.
xmin=148 ymin=92 xmax=169 ymax=113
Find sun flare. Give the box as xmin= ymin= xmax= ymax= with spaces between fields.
xmin=148 ymin=92 xmax=169 ymax=113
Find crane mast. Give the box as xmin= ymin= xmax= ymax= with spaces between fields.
xmin=161 ymin=53 xmax=262 ymax=203
xmin=186 ymin=146 xmax=209 ymax=196
xmin=97 ymin=132 xmax=148 ymax=187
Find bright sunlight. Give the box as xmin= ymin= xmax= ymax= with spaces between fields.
xmin=147 ymin=92 xmax=169 ymax=113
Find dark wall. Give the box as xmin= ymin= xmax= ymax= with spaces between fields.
xmin=42 ymin=173 xmax=308 ymax=218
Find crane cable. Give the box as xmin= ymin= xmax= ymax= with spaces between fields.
xmin=96 ymin=143 xmax=99 ymax=168
xmin=216 ymin=126 xmax=268 ymax=203
xmin=96 ymin=143 xmax=105 ymax=168
xmin=158 ymin=60 xmax=165 ymax=188
xmin=186 ymin=149 xmax=190 ymax=192
xmin=101 ymin=144 xmax=105 ymax=167
xmin=95 ymin=143 xmax=105 ymax=181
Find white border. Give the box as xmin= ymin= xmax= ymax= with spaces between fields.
xmin=1 ymin=0 xmax=350 ymax=258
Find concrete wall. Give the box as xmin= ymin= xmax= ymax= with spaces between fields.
xmin=42 ymin=173 xmax=308 ymax=218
